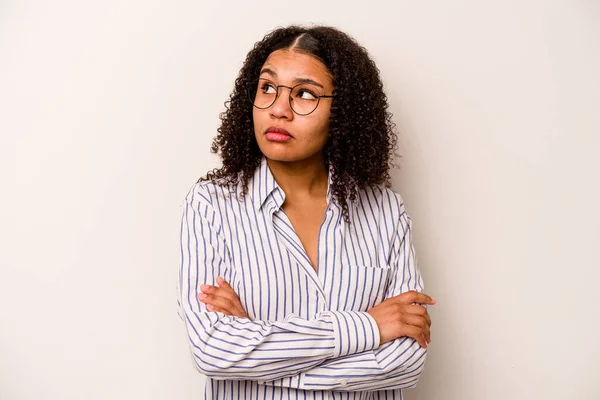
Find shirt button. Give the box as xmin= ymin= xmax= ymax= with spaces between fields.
xmin=339 ymin=379 xmax=348 ymax=387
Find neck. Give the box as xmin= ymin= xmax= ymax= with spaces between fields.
xmin=266 ymin=153 xmax=328 ymax=202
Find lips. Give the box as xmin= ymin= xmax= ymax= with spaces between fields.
xmin=264 ymin=127 xmax=292 ymax=137
xmin=264 ymin=126 xmax=293 ymax=143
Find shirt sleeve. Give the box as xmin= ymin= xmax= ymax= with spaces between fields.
xmin=178 ymin=185 xmax=380 ymax=381
xmin=256 ymin=207 xmax=428 ymax=391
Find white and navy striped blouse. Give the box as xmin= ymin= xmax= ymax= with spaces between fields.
xmin=178 ymin=157 xmax=427 ymax=399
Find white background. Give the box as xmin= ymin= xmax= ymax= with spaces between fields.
xmin=1 ymin=1 xmax=599 ymax=399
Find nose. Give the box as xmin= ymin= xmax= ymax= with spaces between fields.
xmin=269 ymin=88 xmax=294 ymax=120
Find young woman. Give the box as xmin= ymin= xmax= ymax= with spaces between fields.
xmin=179 ymin=25 xmax=435 ymax=399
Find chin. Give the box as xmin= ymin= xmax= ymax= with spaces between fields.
xmin=259 ymin=148 xmax=301 ymax=163
xmin=257 ymin=143 xmax=308 ymax=163
xmin=256 ymin=134 xmax=327 ymax=163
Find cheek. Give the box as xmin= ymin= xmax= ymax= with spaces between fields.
xmin=310 ymin=109 xmax=330 ymax=142
xmin=253 ymin=110 xmax=265 ymax=135
xmin=252 ymin=109 xmax=259 ymax=127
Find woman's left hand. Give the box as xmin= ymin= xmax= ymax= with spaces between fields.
xmin=198 ymin=277 xmax=250 ymax=319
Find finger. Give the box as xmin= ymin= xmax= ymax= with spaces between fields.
xmin=396 ymin=291 xmax=436 ymax=305
xmin=198 ymin=293 xmax=238 ymax=311
xmin=206 ymin=303 xmax=246 ymax=318
xmin=200 ymin=284 xmax=216 ymax=294
xmin=401 ymin=324 xmax=428 ymax=348
xmin=200 ymin=282 xmax=249 ymax=319
xmin=200 ymin=293 xmax=249 ymax=319
xmin=403 ymin=305 xmax=431 ymax=328
xmin=216 ymin=277 xmax=234 ymax=291
xmin=204 ymin=300 xmax=246 ymax=318
xmin=205 ymin=304 xmax=235 ymax=316
xmin=201 ymin=284 xmax=239 ymax=303
xmin=401 ymin=313 xmax=428 ymax=331
xmin=402 ymin=304 xmax=427 ymax=316
xmin=416 ymin=329 xmax=428 ymax=348
xmin=407 ymin=291 xmax=436 ymax=305
xmin=215 ymin=279 xmax=248 ymax=316
xmin=402 ymin=313 xmax=430 ymax=344
xmin=420 ymin=319 xmax=431 ymax=344
xmin=201 ymin=284 xmax=229 ymax=295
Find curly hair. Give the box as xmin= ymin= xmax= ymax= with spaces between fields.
xmin=200 ymin=25 xmax=398 ymax=221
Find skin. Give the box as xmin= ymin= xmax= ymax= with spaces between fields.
xmin=198 ymin=49 xmax=435 ymax=348
xmin=253 ymin=49 xmax=334 ymax=270
xmin=253 ymin=49 xmax=333 ymax=165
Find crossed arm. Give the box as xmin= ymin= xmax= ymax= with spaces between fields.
xmin=179 ymin=192 xmax=434 ymax=391
xmin=198 ymin=280 xmax=433 ymax=391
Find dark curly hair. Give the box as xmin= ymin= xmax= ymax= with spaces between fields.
xmin=200 ymin=25 xmax=398 ymax=221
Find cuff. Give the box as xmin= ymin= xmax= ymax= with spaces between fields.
xmin=325 ymin=310 xmax=380 ymax=357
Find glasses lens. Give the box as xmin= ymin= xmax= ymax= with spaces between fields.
xmin=250 ymin=79 xmax=278 ymax=109
xmin=290 ymin=84 xmax=321 ymax=115
xmin=248 ymin=79 xmax=323 ymax=115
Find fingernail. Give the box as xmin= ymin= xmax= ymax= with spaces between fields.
xmin=198 ymin=293 xmax=207 ymax=299
xmin=200 ymin=285 xmax=209 ymax=291
xmin=206 ymin=304 xmax=215 ymax=311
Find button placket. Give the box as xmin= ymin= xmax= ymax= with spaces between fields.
xmin=271 ymin=206 xmax=329 ymax=306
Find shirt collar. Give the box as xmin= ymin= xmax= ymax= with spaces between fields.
xmin=250 ymin=157 xmax=335 ymax=211
xmin=251 ymin=157 xmax=280 ymax=211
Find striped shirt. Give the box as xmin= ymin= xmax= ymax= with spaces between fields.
xmin=178 ymin=157 xmax=427 ymax=399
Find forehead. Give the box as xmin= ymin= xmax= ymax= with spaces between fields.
xmin=261 ymin=50 xmax=332 ymax=86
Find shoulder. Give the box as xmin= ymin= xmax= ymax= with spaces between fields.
xmin=354 ymin=185 xmax=409 ymax=219
xmin=182 ymin=179 xmax=242 ymax=210
xmin=348 ymin=185 xmax=413 ymax=246
xmin=180 ymin=179 xmax=246 ymax=235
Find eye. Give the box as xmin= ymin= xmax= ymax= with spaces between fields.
xmin=260 ymin=82 xmax=277 ymax=94
xmin=296 ymin=88 xmax=317 ymax=100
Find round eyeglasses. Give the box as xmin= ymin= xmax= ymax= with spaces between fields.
xmin=247 ymin=78 xmax=334 ymax=116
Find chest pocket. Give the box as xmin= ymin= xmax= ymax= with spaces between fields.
xmin=328 ymin=264 xmax=392 ymax=312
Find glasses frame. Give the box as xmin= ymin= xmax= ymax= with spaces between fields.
xmin=248 ymin=78 xmax=335 ymax=116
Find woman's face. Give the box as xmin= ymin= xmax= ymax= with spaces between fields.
xmin=252 ymin=49 xmax=333 ymax=163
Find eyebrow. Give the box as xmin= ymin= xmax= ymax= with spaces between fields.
xmin=259 ymin=67 xmax=325 ymax=89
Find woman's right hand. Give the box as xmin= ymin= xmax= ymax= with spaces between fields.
xmin=367 ymin=291 xmax=435 ymax=348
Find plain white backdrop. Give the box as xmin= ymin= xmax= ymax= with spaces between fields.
xmin=1 ymin=1 xmax=599 ymax=399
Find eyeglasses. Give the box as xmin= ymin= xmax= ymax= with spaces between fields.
xmin=247 ymin=78 xmax=334 ymax=116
